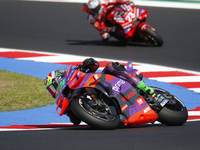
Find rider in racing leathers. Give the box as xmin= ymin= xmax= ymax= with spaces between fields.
xmin=84 ymin=0 xmax=134 ymax=42
xmin=45 ymin=58 xmax=154 ymax=125
xmin=80 ymin=58 xmax=154 ymax=95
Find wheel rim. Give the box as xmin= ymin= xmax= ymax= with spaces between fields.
xmin=78 ymin=98 xmax=117 ymax=121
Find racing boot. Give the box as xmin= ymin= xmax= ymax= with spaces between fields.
xmin=137 ymin=80 xmax=154 ymax=95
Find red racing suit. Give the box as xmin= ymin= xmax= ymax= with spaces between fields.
xmin=87 ymin=0 xmax=133 ymax=40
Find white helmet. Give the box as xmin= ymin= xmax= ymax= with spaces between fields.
xmin=87 ymin=0 xmax=102 ymax=14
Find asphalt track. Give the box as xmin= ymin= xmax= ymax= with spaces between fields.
xmin=0 ymin=1 xmax=200 ymax=150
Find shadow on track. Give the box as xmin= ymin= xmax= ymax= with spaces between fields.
xmin=65 ymin=39 xmax=157 ymax=47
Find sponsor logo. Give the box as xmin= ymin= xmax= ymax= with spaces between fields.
xmin=136 ymin=97 xmax=145 ymax=106
xmin=123 ymin=23 xmax=132 ymax=29
xmin=112 ymin=79 xmax=125 ymax=92
xmin=114 ymin=17 xmax=125 ymax=23
xmin=59 ymin=78 xmax=66 ymax=89
xmin=129 ymin=63 xmax=133 ymax=68
xmin=125 ymin=28 xmax=131 ymax=33
xmin=144 ymin=106 xmax=151 ymax=114
xmin=94 ymin=74 xmax=99 ymax=80
xmin=160 ymin=99 xmax=169 ymax=107
xmin=135 ymin=70 xmax=141 ymax=75
xmin=154 ymin=94 xmax=165 ymax=102
xmin=121 ymin=104 xmax=128 ymax=112
xmin=140 ymin=9 xmax=145 ymax=15
xmin=122 ymin=90 xmax=137 ymax=102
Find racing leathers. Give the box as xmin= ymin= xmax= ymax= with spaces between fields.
xmin=103 ymin=61 xmax=154 ymax=95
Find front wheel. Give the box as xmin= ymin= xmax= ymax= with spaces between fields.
xmin=70 ymin=96 xmax=120 ymax=130
xmin=143 ymin=27 xmax=163 ymax=46
xmin=153 ymin=87 xmax=188 ymax=126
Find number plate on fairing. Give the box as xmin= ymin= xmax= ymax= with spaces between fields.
xmin=160 ymin=99 xmax=169 ymax=107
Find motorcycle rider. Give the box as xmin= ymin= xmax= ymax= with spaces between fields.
xmin=45 ymin=58 xmax=155 ymax=125
xmin=84 ymin=0 xmax=134 ymax=42
xmin=46 ymin=58 xmax=153 ymax=97
xmin=79 ymin=58 xmax=154 ymax=95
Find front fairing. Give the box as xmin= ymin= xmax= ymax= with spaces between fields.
xmin=55 ymin=66 xmax=102 ymax=102
xmin=55 ymin=65 xmax=96 ymax=115
xmin=138 ymin=8 xmax=149 ymax=21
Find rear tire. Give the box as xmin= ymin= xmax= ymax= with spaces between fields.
xmin=158 ymin=105 xmax=188 ymax=126
xmin=153 ymin=87 xmax=188 ymax=126
xmin=144 ymin=27 xmax=163 ymax=46
xmin=70 ymin=97 xmax=120 ymax=130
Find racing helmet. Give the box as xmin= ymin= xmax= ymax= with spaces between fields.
xmin=87 ymin=0 xmax=102 ymax=14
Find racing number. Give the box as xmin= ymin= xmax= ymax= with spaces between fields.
xmin=125 ymin=12 xmax=135 ymax=22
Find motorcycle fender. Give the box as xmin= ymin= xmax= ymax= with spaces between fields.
xmin=137 ymin=22 xmax=152 ymax=32
xmin=93 ymin=85 xmax=110 ymax=97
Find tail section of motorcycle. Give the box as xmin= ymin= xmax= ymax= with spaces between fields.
xmin=110 ymin=82 xmax=159 ymax=127
xmin=120 ymin=96 xmax=158 ymax=127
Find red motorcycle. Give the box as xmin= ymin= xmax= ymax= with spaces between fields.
xmin=82 ymin=3 xmax=163 ymax=46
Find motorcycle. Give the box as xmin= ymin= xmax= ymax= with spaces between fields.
xmin=81 ymin=3 xmax=163 ymax=46
xmin=47 ymin=62 xmax=188 ymax=129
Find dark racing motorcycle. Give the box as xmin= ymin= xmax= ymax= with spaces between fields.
xmin=81 ymin=3 xmax=163 ymax=46
xmin=47 ymin=61 xmax=188 ymax=129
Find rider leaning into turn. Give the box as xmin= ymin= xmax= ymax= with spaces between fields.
xmin=78 ymin=58 xmax=154 ymax=95
xmin=85 ymin=0 xmax=134 ymax=42
xmin=45 ymin=58 xmax=155 ymax=125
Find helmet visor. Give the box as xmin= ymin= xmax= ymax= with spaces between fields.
xmin=90 ymin=4 xmax=101 ymax=14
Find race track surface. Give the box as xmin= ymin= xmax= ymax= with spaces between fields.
xmin=0 ymin=1 xmax=200 ymax=72
xmin=0 ymin=1 xmax=200 ymax=150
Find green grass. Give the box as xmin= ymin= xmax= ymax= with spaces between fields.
xmin=0 ymin=70 xmax=55 ymax=112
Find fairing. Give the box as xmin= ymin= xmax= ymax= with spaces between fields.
xmin=54 ymin=64 xmax=158 ymax=125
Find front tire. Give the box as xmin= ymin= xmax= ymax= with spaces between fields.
xmin=70 ymin=97 xmax=120 ymax=130
xmin=143 ymin=27 xmax=163 ymax=46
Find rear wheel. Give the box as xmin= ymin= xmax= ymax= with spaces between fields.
xmin=153 ymin=87 xmax=188 ymax=126
xmin=143 ymin=27 xmax=163 ymax=46
xmin=70 ymin=96 xmax=119 ymax=130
